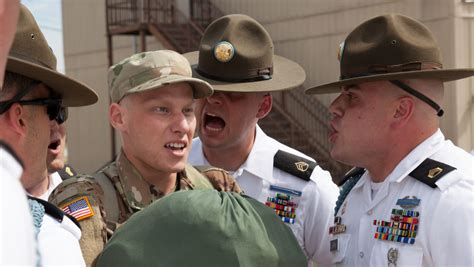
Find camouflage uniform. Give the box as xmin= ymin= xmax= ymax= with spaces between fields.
xmin=49 ymin=150 xmax=241 ymax=265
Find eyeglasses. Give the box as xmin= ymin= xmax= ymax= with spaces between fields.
xmin=0 ymin=98 xmax=68 ymax=124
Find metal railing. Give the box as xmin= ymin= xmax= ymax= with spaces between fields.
xmin=190 ymin=0 xmax=224 ymax=30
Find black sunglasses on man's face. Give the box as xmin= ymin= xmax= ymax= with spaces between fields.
xmin=0 ymin=98 xmax=68 ymax=124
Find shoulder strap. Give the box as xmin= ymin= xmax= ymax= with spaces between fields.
xmin=273 ymin=150 xmax=317 ymax=181
xmin=334 ymin=167 xmax=365 ymax=215
xmin=409 ymin=158 xmax=456 ymax=188
xmin=185 ymin=165 xmax=214 ymax=189
xmin=91 ymin=164 xmax=120 ymax=222
xmin=27 ymin=195 xmax=81 ymax=229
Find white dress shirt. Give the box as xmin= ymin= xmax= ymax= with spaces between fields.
xmin=189 ymin=125 xmax=339 ymax=267
xmin=38 ymin=209 xmax=85 ymax=266
xmin=331 ymin=129 xmax=474 ymax=266
xmin=0 ymin=146 xmax=37 ymax=266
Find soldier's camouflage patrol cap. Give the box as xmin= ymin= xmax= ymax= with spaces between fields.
xmin=108 ymin=50 xmax=213 ymax=103
xmin=95 ymin=190 xmax=307 ymax=267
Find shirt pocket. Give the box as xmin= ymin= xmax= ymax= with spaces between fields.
xmin=331 ymin=234 xmax=351 ymax=264
xmin=370 ymin=241 xmax=423 ymax=266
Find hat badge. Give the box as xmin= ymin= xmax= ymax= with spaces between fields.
xmin=213 ymin=41 xmax=235 ymax=63
xmin=337 ymin=41 xmax=345 ymax=61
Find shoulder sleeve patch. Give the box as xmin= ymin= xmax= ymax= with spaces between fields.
xmin=58 ymin=164 xmax=78 ymax=180
xmin=274 ymin=150 xmax=317 ymax=181
xmin=409 ymin=158 xmax=456 ymax=188
xmin=59 ymin=196 xmax=95 ymax=222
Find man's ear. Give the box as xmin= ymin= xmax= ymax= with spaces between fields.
xmin=256 ymin=94 xmax=272 ymax=119
xmin=4 ymin=103 xmax=28 ymax=136
xmin=391 ymin=96 xmax=414 ymax=128
xmin=109 ymin=103 xmax=126 ymax=130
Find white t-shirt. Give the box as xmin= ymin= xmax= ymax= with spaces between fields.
xmin=38 ymin=172 xmax=62 ymax=201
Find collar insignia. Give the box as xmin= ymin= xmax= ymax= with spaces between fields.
xmin=427 ymin=167 xmax=443 ymax=178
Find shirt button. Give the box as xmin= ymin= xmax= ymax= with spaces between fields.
xmin=359 ymin=251 xmax=364 ymax=258
xmin=367 ymin=210 xmax=373 ymax=215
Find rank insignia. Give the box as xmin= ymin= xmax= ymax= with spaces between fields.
xmin=60 ymin=196 xmax=94 ymax=221
xmin=266 ymin=185 xmax=301 ymax=224
xmin=427 ymin=167 xmax=443 ymax=178
xmin=294 ymin=161 xmax=309 ymax=172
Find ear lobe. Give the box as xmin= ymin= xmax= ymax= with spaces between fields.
xmin=109 ymin=103 xmax=126 ymax=130
xmin=392 ymin=97 xmax=414 ymax=128
xmin=256 ymin=94 xmax=272 ymax=119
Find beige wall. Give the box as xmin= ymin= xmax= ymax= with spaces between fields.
xmin=212 ymin=0 xmax=474 ymax=151
xmin=62 ymin=0 xmax=474 ymax=173
xmin=63 ymin=0 xmax=166 ymax=173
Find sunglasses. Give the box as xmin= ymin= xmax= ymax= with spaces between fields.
xmin=0 ymin=98 xmax=68 ymax=124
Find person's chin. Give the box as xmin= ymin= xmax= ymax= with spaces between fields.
xmin=48 ymin=161 xmax=65 ymax=174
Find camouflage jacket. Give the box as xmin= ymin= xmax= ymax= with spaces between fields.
xmin=49 ymin=151 xmax=241 ymax=266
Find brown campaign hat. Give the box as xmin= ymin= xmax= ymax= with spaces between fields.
xmin=305 ymin=14 xmax=474 ymax=95
xmin=184 ymin=14 xmax=305 ymax=92
xmin=6 ymin=4 xmax=98 ymax=106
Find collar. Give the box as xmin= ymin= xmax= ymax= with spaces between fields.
xmin=233 ymin=125 xmax=276 ymax=182
xmin=193 ymin=125 xmax=276 ymax=182
xmin=116 ymin=150 xmax=189 ymax=210
xmin=353 ymin=129 xmax=445 ymax=189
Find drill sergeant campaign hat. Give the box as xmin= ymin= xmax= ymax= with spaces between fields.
xmin=305 ymin=14 xmax=474 ymax=116
xmin=108 ymin=50 xmax=213 ymax=103
xmin=184 ymin=14 xmax=306 ymax=92
xmin=6 ymin=4 xmax=98 ymax=106
xmin=95 ymin=190 xmax=307 ymax=267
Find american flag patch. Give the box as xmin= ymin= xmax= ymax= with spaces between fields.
xmin=60 ymin=196 xmax=94 ymax=221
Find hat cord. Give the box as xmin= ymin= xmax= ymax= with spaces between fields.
xmin=389 ymin=80 xmax=444 ymax=117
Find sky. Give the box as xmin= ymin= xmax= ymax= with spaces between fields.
xmin=22 ymin=0 xmax=65 ymax=73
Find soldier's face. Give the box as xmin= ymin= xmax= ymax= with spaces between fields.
xmin=196 ymin=91 xmax=270 ymax=152
xmin=113 ymin=82 xmax=196 ymax=175
xmin=328 ymin=81 xmax=395 ymax=167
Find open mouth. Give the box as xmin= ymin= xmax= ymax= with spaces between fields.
xmin=203 ymin=112 xmax=225 ymax=132
xmin=48 ymin=139 xmax=61 ymax=151
xmin=164 ymin=142 xmax=186 ymax=151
